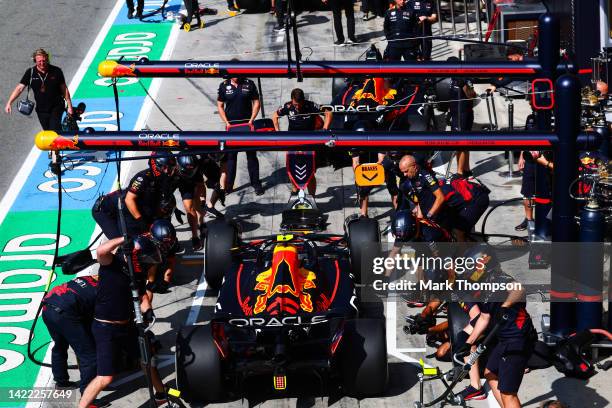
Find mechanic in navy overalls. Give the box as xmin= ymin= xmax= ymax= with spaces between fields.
xmin=384 ymin=0 xmax=420 ymax=61
xmin=91 ymin=154 xmax=176 ymax=240
xmin=397 ymin=154 xmax=447 ymax=227
xmin=217 ymin=76 xmax=264 ymax=196
xmin=457 ymin=246 xmax=536 ymax=407
xmin=272 ymin=88 xmax=332 ymax=196
xmin=407 ymin=0 xmax=437 ymax=60
xmin=42 ymin=276 xmax=99 ymax=394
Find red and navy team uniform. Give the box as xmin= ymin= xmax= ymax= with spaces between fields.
xmin=42 ymin=276 xmax=99 ymax=393
xmin=478 ymin=289 xmax=535 ymax=393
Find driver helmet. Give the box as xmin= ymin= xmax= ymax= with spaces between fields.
xmin=456 ymin=244 xmax=502 ymax=283
xmin=156 ymin=194 xmax=176 ymax=219
xmin=148 ymin=152 xmax=177 ymax=178
xmin=177 ymin=155 xmax=199 ymax=179
xmin=391 ymin=210 xmax=418 ymax=242
xmin=150 ymin=219 xmax=177 ymax=255
xmin=132 ymin=235 xmax=162 ymax=271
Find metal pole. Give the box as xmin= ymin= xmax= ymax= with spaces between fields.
xmin=475 ymin=0 xmax=482 ymax=41
xmin=435 ymin=0 xmax=446 ymax=45
xmin=533 ymin=13 xmax=558 ymax=250
xmin=576 ymin=202 xmax=605 ymax=331
xmin=550 ymin=73 xmax=581 ymax=337
xmin=499 ymin=98 xmax=521 ymax=178
xmin=450 ymin=0 xmax=457 ymax=36
xmin=463 ymin=0 xmax=469 ymax=34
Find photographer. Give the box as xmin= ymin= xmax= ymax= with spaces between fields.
xmin=5 ymin=48 xmax=73 ymax=132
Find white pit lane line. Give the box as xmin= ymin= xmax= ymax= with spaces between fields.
xmin=25 ymin=0 xmax=182 ymax=404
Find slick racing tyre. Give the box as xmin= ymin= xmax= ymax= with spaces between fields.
xmin=236 ymin=0 xmax=270 ymax=12
xmin=176 ymin=324 xmax=225 ymax=403
xmin=204 ymin=219 xmax=238 ymax=289
xmin=347 ymin=217 xmax=380 ymax=284
xmin=339 ymin=318 xmax=388 ymax=397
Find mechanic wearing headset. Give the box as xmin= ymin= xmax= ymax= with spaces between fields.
xmin=454 ymin=245 xmax=535 ymax=408
xmin=272 ymin=88 xmax=333 ymax=195
xmin=78 ymin=235 xmax=172 ymax=408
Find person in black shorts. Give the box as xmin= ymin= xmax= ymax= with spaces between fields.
xmin=78 ymin=235 xmax=172 ymax=408
xmin=217 ymin=76 xmax=263 ymax=196
xmin=407 ymin=0 xmax=437 ymax=60
xmin=383 ymin=0 xmax=419 ymax=61
xmin=516 ymin=113 xmax=538 ymax=231
xmin=447 ymin=58 xmax=476 ymax=177
xmin=173 ymin=155 xmax=211 ymax=250
xmin=272 ymin=88 xmax=332 ymax=195
xmin=42 ymin=276 xmax=98 ymax=394
xmin=5 ymin=48 xmax=73 ymax=132
xmin=455 ymin=245 xmax=535 ymax=408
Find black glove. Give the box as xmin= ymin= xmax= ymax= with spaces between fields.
xmin=135 ymin=217 xmax=148 ymax=232
xmin=454 ymin=342 xmax=472 ymax=357
xmin=143 ymin=308 xmax=155 ymax=326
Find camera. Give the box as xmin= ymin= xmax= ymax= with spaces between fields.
xmin=404 ymin=313 xmax=436 ymax=335
xmin=61 ymin=102 xmax=86 ymax=132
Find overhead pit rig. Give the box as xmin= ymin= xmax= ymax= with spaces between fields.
xmin=36 ymin=12 xmax=610 ymax=366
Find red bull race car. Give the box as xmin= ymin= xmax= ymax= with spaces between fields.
xmin=175 ymin=154 xmax=387 ymax=404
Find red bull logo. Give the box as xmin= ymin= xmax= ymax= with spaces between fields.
xmin=98 ymin=60 xmax=136 ymax=77
xmin=48 ymin=135 xmax=80 ymax=150
xmin=253 ymin=245 xmax=316 ymax=315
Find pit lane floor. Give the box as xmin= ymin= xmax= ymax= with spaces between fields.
xmin=52 ymin=3 xmax=611 ymax=408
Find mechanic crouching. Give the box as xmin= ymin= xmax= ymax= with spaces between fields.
xmin=42 ymin=276 xmax=99 ymax=395
xmin=91 ymin=152 xmax=177 ymax=240
xmin=78 ymin=235 xmax=172 ymax=408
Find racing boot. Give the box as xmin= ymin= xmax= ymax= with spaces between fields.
xmin=457 ymin=385 xmax=486 ymax=401
xmin=154 ymin=392 xmax=180 ymax=407
xmin=192 ymin=236 xmax=203 ymax=251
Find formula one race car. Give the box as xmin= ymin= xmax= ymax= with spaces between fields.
xmin=175 ymin=152 xmax=386 ymax=404
xmin=329 ymin=46 xmax=436 ymax=133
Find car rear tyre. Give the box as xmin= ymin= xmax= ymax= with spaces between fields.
xmin=176 ymin=324 xmax=225 ymax=403
xmin=347 ymin=217 xmax=380 ymax=284
xmin=204 ymin=219 xmax=238 ymax=289
xmin=339 ymin=318 xmax=388 ymax=397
